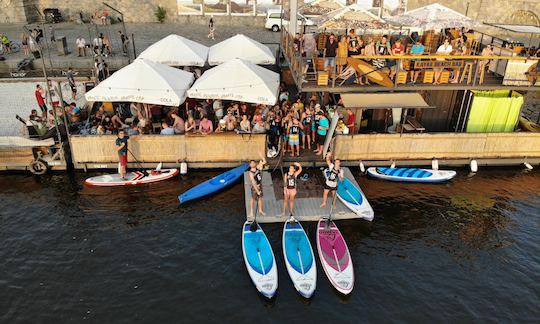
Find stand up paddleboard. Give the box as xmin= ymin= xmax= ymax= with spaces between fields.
xmin=85 ymin=169 xmax=178 ymax=186
xmin=282 ymin=218 xmax=316 ymax=298
xmin=316 ymin=218 xmax=354 ymax=295
xmin=179 ymin=163 xmax=248 ymax=204
xmin=367 ymin=167 xmax=456 ymax=183
xmin=242 ymin=221 xmax=278 ymax=298
xmin=337 ymin=178 xmax=374 ymax=221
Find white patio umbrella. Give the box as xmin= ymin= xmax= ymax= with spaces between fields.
xmin=187 ymin=59 xmax=279 ymax=105
xmin=386 ymin=3 xmax=481 ymax=30
xmin=137 ymin=34 xmax=208 ymax=67
xmin=315 ymin=4 xmax=390 ymax=30
xmin=85 ymin=59 xmax=194 ymax=106
xmin=208 ymin=34 xmax=275 ymax=65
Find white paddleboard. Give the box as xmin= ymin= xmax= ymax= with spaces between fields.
xmin=85 ymin=169 xmax=179 ymax=186
xmin=282 ymin=218 xmax=317 ymax=298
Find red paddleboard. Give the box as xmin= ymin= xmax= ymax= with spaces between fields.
xmin=85 ymin=169 xmax=179 ymax=186
xmin=316 ymin=218 xmax=354 ymax=295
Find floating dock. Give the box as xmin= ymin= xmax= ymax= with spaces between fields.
xmin=243 ymin=167 xmax=363 ymax=223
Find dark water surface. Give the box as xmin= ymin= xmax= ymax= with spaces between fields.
xmin=1 ymin=168 xmax=539 ymax=323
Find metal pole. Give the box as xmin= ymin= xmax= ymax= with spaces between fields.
xmin=23 ymin=25 xmax=62 ymax=145
xmin=131 ymin=33 xmax=136 ymax=60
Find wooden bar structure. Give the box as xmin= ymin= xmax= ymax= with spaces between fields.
xmin=69 ymin=133 xmax=266 ymax=169
xmin=243 ymin=167 xmax=363 ymax=223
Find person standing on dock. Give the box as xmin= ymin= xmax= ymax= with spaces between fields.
xmin=248 ymin=157 xmax=266 ymax=218
xmin=283 ymin=162 xmax=302 ymax=217
xmin=314 ymin=111 xmax=329 ymax=156
xmin=207 ymin=17 xmax=215 ymax=40
xmin=320 ymin=153 xmax=344 ymax=209
xmin=116 ymin=129 xmax=129 ymax=179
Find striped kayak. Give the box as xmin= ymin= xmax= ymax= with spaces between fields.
xmin=367 ymin=167 xmax=456 ymax=183
xmin=179 ymin=163 xmax=248 ymax=204
xmin=316 ymin=218 xmax=354 ymax=295
xmin=337 ymin=178 xmax=374 ymax=221
xmin=282 ymin=218 xmax=317 ymax=298
xmin=242 ymin=221 xmax=278 ymax=298
xmin=85 ymin=169 xmax=178 ymax=186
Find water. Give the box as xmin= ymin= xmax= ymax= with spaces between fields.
xmin=1 ymin=168 xmax=539 ymax=323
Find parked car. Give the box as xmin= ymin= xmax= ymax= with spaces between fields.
xmin=265 ymin=9 xmax=315 ymax=32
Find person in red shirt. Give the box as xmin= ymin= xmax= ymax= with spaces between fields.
xmin=390 ymin=39 xmax=405 ymax=80
xmin=34 ymin=84 xmax=47 ymax=118
xmin=345 ymin=108 xmax=355 ymax=134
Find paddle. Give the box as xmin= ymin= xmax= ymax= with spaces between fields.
xmin=127 ymin=148 xmax=149 ymax=177
xmin=250 ymin=195 xmax=259 ymax=232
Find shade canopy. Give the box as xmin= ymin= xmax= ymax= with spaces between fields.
xmin=301 ymin=0 xmax=346 ymax=16
xmin=208 ymin=34 xmax=275 ymax=65
xmin=85 ymin=59 xmax=194 ymax=106
xmin=387 ymin=3 xmax=481 ymax=30
xmin=137 ymin=34 xmax=208 ymax=67
xmin=187 ymin=59 xmax=279 ymax=105
xmin=315 ymin=4 xmax=389 ymax=30
xmin=484 ymin=23 xmax=540 ymax=34
xmin=341 ymin=93 xmax=434 ymax=109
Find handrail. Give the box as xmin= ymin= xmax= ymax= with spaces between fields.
xmin=350 ymin=54 xmax=539 ymax=60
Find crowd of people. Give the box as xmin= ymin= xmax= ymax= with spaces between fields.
xmin=291 ymin=28 xmax=540 ymax=85
xmin=80 ymin=82 xmax=358 ymax=158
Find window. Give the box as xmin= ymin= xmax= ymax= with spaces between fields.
xmin=269 ymin=13 xmax=281 ymax=19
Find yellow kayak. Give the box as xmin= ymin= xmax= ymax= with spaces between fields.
xmin=519 ymin=116 xmax=540 ymax=132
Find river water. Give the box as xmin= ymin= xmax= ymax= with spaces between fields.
xmin=1 ymin=168 xmax=539 ymax=323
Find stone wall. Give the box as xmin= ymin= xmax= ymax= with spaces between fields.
xmin=0 ymin=0 xmax=28 ymax=23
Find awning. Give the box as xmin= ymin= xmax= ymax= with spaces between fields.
xmin=484 ymin=23 xmax=540 ymax=34
xmin=340 ymin=93 xmax=435 ymax=109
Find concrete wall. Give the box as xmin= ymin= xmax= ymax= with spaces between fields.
xmin=333 ymin=132 xmax=540 ymax=161
xmin=69 ymin=133 xmax=266 ymax=167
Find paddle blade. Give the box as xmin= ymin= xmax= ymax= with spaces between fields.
xmin=156 ymin=162 xmax=163 ymax=171
xmin=250 ymin=221 xmax=258 ymax=232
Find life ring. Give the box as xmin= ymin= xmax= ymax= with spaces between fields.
xmin=29 ymin=159 xmax=48 ymax=175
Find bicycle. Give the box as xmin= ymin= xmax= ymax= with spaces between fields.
xmin=0 ymin=41 xmax=21 ymax=55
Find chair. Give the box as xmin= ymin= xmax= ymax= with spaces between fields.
xmin=439 ymin=70 xmax=451 ymax=84
xmin=396 ymin=71 xmax=408 ymax=84
xmin=422 ymin=70 xmax=435 ymax=83
xmin=460 ymin=62 xmax=475 ymax=84
xmin=152 ymin=122 xmax=162 ymax=133
xmin=335 ymin=66 xmax=357 ymax=86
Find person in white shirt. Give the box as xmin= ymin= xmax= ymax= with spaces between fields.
xmin=213 ymin=99 xmax=223 ymax=121
xmin=434 ymin=38 xmax=453 ymax=84
xmin=76 ymin=36 xmax=86 ymax=57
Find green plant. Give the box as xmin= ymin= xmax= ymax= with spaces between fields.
xmin=155 ymin=6 xmax=167 ymax=23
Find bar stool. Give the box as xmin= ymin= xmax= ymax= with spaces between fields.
xmin=396 ymin=71 xmax=408 ymax=84
xmin=423 ymin=69 xmax=435 ymax=83
xmin=460 ymin=62 xmax=475 ymax=84
xmin=439 ymin=70 xmax=451 ymax=84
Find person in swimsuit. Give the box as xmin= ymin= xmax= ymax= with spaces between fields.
xmin=283 ymin=162 xmax=302 ymax=217
xmin=301 ymin=106 xmax=313 ymax=150
xmin=320 ymin=153 xmax=344 ymax=208
xmin=115 ymin=129 xmax=129 ymax=179
xmin=248 ymin=156 xmax=266 ymax=218
xmin=287 ymin=117 xmax=301 ymax=157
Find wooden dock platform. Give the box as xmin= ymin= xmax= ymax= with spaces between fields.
xmin=243 ymin=167 xmax=364 ymax=223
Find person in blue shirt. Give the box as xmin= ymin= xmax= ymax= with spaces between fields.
xmin=160 ymin=122 xmax=176 ymax=135
xmin=314 ymin=111 xmax=329 ymax=156
xmin=409 ymin=40 xmax=425 ymax=84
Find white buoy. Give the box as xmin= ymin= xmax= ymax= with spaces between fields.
xmin=524 ymin=162 xmax=533 ymax=170
xmin=390 ymin=161 xmax=396 ymax=168
xmin=470 ymin=159 xmax=478 ymax=173
xmin=180 ymin=161 xmax=188 ymax=175
xmin=359 ymin=161 xmax=365 ymax=173
xmin=432 ymin=158 xmax=439 ymax=170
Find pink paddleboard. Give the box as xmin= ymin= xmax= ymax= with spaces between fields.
xmin=316 ymin=218 xmax=354 ymax=295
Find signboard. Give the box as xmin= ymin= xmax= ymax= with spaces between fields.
xmin=414 ymin=60 xmax=464 ymax=69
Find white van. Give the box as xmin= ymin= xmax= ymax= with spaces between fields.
xmin=264 ymin=9 xmax=315 ymax=32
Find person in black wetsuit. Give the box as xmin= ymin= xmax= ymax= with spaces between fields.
xmin=320 ymin=152 xmax=344 ymax=209
xmin=248 ymin=156 xmax=266 ymax=218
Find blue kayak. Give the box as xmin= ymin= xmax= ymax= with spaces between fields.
xmin=179 ymin=163 xmax=248 ymax=204
xmin=242 ymin=221 xmax=278 ymax=298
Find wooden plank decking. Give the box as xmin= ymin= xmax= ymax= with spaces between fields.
xmin=243 ymin=167 xmax=365 ymax=223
